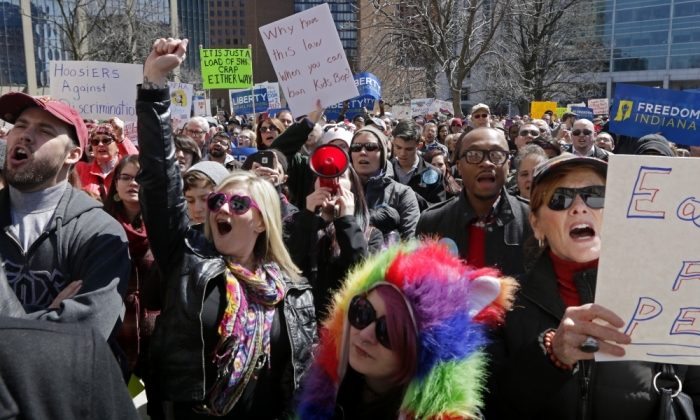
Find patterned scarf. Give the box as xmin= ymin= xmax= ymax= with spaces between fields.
xmin=198 ymin=258 xmax=286 ymax=416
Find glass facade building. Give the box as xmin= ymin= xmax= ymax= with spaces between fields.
xmin=0 ymin=0 xmax=27 ymax=87
xmin=178 ymin=0 xmax=209 ymax=73
xmin=294 ymin=0 xmax=357 ymax=59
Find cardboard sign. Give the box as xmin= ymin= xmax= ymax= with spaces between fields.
xmin=200 ymin=48 xmax=252 ymax=89
xmin=595 ymin=155 xmax=700 ymax=365
xmin=530 ymin=101 xmax=557 ymax=119
xmin=411 ymin=99 xmax=434 ymax=116
xmin=230 ymin=88 xmax=269 ymax=115
xmin=609 ymin=84 xmax=700 ymax=146
xmin=169 ymin=82 xmax=193 ymax=121
xmin=588 ymin=98 xmax=609 ymax=115
xmin=392 ymin=106 xmax=412 ymax=120
xmin=570 ymin=106 xmax=595 ymax=120
xmin=259 ymin=3 xmax=359 ymax=116
xmin=49 ymin=61 xmax=142 ymax=121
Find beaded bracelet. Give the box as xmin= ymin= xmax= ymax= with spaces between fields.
xmin=542 ymin=329 xmax=574 ymax=371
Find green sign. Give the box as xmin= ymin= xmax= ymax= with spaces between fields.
xmin=200 ymin=48 xmax=253 ymax=89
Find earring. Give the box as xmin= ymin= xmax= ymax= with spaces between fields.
xmin=114 ymin=193 xmax=122 ymax=202
xmin=538 ymin=238 xmax=544 ymax=248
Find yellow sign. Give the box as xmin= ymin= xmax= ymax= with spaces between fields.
xmin=530 ymin=101 xmax=558 ymax=119
xmin=615 ymin=100 xmax=633 ymax=121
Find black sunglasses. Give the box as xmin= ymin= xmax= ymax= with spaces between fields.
xmin=548 ymin=186 xmax=606 ymax=211
xmin=349 ymin=142 xmax=381 ymax=153
xmin=519 ymin=130 xmax=540 ymax=137
xmin=348 ymin=295 xmax=391 ymax=349
xmin=572 ymin=129 xmax=593 ymax=136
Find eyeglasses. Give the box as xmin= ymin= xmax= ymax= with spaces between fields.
xmin=473 ymin=113 xmax=489 ymax=119
xmin=259 ymin=126 xmax=280 ymax=133
xmin=348 ymin=295 xmax=391 ymax=349
xmin=117 ymin=174 xmax=137 ymax=183
xmin=547 ymin=186 xmax=605 ymax=211
xmin=89 ymin=137 xmax=114 ymax=147
xmin=349 ymin=142 xmax=381 ymax=153
xmin=238 ymin=135 xmax=250 ymax=140
xmin=210 ymin=138 xmax=230 ymax=146
xmin=519 ymin=130 xmax=540 ymax=137
xmin=459 ymin=149 xmax=509 ymax=165
xmin=186 ymin=129 xmax=207 ymax=136
xmin=572 ymin=129 xmax=593 ymax=136
xmin=206 ymin=192 xmax=261 ymax=214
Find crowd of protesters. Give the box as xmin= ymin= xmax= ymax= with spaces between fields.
xmin=0 ymin=37 xmax=697 ymax=420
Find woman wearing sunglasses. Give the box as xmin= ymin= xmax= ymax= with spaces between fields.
xmin=283 ymin=164 xmax=383 ymax=321
xmin=135 ymin=38 xmax=317 ymax=419
xmin=484 ymin=154 xmax=700 ymax=419
xmin=255 ymin=117 xmax=285 ymax=150
xmin=76 ymin=122 xmax=139 ymax=201
xmin=295 ymin=240 xmax=518 ymax=419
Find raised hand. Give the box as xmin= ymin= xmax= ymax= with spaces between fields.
xmin=143 ymin=38 xmax=189 ymax=89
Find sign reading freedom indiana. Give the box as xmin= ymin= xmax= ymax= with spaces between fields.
xmin=610 ymin=84 xmax=700 ymax=146
xmin=200 ymin=48 xmax=253 ymax=89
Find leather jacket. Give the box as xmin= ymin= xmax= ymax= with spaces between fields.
xmin=135 ymin=86 xmax=317 ymax=403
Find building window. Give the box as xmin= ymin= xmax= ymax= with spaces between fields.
xmin=232 ymin=20 xmax=237 ymax=26
xmin=240 ymin=1 xmax=244 ymax=6
xmin=226 ymin=39 xmax=231 ymax=45
xmin=210 ymin=19 xmax=215 ymax=26
xmin=217 ymin=1 xmax=222 ymax=6
xmin=225 ymin=20 xmax=229 ymax=26
xmin=218 ymin=20 xmax=223 ymax=25
xmin=211 ymin=39 xmax=216 ymax=45
xmin=217 ymin=10 xmax=222 ymax=16
xmin=241 ymin=29 xmax=245 ymax=36
xmin=211 ymin=29 xmax=215 ymax=35
xmin=240 ymin=20 xmax=245 ymax=25
xmin=233 ymin=29 xmax=238 ymax=35
xmin=240 ymin=10 xmax=245 ymax=17
xmin=225 ymin=29 xmax=230 ymax=35
xmin=210 ymin=1 xmax=214 ymax=6
xmin=224 ymin=1 xmax=229 ymax=6
xmin=461 ymin=88 xmax=470 ymax=101
xmin=232 ymin=10 xmax=237 ymax=17
xmin=234 ymin=39 xmax=239 ymax=45
xmin=210 ymin=10 xmax=214 ymax=16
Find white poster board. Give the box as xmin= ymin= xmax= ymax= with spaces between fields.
xmin=49 ymin=61 xmax=142 ymax=121
xmin=168 ymin=82 xmax=193 ymax=122
xmin=194 ymin=98 xmax=207 ymax=116
xmin=566 ymin=102 xmax=585 ymax=111
xmin=258 ymin=82 xmax=282 ymax=109
xmin=392 ymin=106 xmax=412 ymax=120
xmin=595 ymin=155 xmax=700 ymax=365
xmin=429 ymin=99 xmax=455 ymax=116
xmin=588 ymin=98 xmax=609 ymax=115
xmin=411 ymin=98 xmax=434 ymax=116
xmin=259 ymin=4 xmax=359 ymax=116
xmin=124 ymin=122 xmax=138 ymax=146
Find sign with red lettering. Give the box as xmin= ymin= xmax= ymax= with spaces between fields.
xmin=258 ymin=3 xmax=359 ymax=116
xmin=596 ymin=155 xmax=700 ymax=365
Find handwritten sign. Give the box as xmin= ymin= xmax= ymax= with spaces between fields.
xmin=430 ymin=99 xmax=455 ymax=116
xmin=124 ymin=122 xmax=138 ymax=145
xmin=530 ymin=101 xmax=557 ymax=119
xmin=258 ymin=82 xmax=282 ymax=109
xmin=411 ymin=99 xmax=434 ymax=116
xmin=49 ymin=61 xmax=142 ymax=121
xmin=259 ymin=3 xmax=359 ymax=116
xmin=169 ymin=81 xmax=193 ymax=123
xmin=230 ymin=87 xmax=269 ymax=115
xmin=200 ymin=48 xmax=252 ymax=89
xmin=588 ymin=98 xmax=609 ymax=115
xmin=392 ymin=106 xmax=411 ymax=119
xmin=595 ymin=155 xmax=700 ymax=365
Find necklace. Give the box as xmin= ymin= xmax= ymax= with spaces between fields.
xmin=362 ymin=376 xmax=380 ymax=397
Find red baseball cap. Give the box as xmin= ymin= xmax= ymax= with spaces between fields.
xmin=0 ymin=92 xmax=88 ymax=149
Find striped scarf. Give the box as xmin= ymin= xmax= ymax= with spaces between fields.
xmin=197 ymin=258 xmax=286 ymax=416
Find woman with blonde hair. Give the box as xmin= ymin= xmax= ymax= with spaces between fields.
xmin=136 ymin=38 xmax=317 ymax=419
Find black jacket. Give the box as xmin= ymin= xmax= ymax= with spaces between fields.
xmin=284 ymin=210 xmax=383 ymax=319
xmin=269 ymin=120 xmax=316 ymax=210
xmin=485 ymin=253 xmax=700 ymax=420
xmin=135 ymin=87 xmax=318 ymax=403
xmin=0 ymin=316 xmax=138 ymax=420
xmin=415 ymin=188 xmax=532 ymax=276
xmin=364 ymin=164 xmax=420 ymax=239
xmin=390 ymin=157 xmax=446 ymax=212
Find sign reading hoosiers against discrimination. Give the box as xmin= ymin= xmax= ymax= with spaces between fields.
xmin=200 ymin=48 xmax=253 ymax=89
xmin=610 ymin=84 xmax=700 ymax=146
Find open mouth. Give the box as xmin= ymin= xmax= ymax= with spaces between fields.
xmin=13 ymin=147 xmax=29 ymax=162
xmin=127 ymin=188 xmax=139 ymax=194
xmin=216 ymin=220 xmax=232 ymax=235
xmin=570 ymin=224 xmax=595 ymax=240
xmin=477 ymin=172 xmax=496 ymax=187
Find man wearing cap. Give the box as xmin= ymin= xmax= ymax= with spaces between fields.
xmin=390 ymin=120 xmax=446 ymax=212
xmin=471 ymin=104 xmax=491 ymax=128
xmin=552 ymin=111 xmax=576 ymax=138
xmin=203 ymin=131 xmax=241 ymax=171
xmin=416 ymin=127 xmax=532 ymax=276
xmin=450 ymin=118 xmax=464 ymax=134
xmin=571 ymin=119 xmax=609 ymax=161
xmin=0 ymin=93 xmax=129 ymax=342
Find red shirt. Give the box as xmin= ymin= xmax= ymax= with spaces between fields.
xmin=549 ymin=251 xmax=599 ymax=307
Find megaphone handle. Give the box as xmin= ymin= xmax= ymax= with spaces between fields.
xmin=334 ymin=204 xmax=339 ymax=220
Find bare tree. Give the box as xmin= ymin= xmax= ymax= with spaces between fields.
xmin=358 ymin=0 xmax=512 ymax=117
xmin=482 ymin=0 xmax=606 ymax=114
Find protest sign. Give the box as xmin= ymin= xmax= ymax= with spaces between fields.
xmin=230 ymin=88 xmax=269 ymax=115
xmin=609 ymin=84 xmax=700 ymax=146
xmin=200 ymin=48 xmax=252 ymax=89
xmin=411 ymin=99 xmax=434 ymax=116
xmin=354 ymin=72 xmax=381 ymax=100
xmin=429 ymin=99 xmax=455 ymax=116
xmin=555 ymin=107 xmax=568 ymax=119
xmin=193 ymin=96 xmax=207 ymax=116
xmin=267 ymin=108 xmax=290 ymax=118
xmin=588 ymin=98 xmax=609 ymax=115
xmin=530 ymin=101 xmax=557 ymax=119
xmin=567 ymin=102 xmax=585 ymax=110
xmin=259 ymin=82 xmax=282 ymax=109
xmin=570 ymin=106 xmax=595 ymax=120
xmin=230 ymin=147 xmax=258 ymax=163
xmin=320 ymin=73 xmax=382 ymax=120
xmin=49 ymin=61 xmax=142 ymax=121
xmin=259 ymin=3 xmax=359 ymax=116
xmin=124 ymin=122 xmax=138 ymax=145
xmin=392 ymin=106 xmax=412 ymax=119
xmin=169 ymin=82 xmax=193 ymax=123
xmin=595 ymin=155 xmax=700 ymax=365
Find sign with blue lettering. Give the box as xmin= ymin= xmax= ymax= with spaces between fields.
xmin=230 ymin=88 xmax=269 ymax=115
xmin=610 ymin=84 xmax=700 ymax=146
xmin=354 ymin=72 xmax=382 ymax=100
xmin=230 ymin=147 xmax=258 ymax=163
xmin=595 ymin=155 xmax=700 ymax=365
xmin=267 ymin=107 xmax=290 ymax=118
xmin=570 ymin=106 xmax=595 ymax=120
xmin=323 ymin=73 xmax=382 ymax=121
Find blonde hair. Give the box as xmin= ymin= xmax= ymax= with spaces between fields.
xmin=204 ymin=171 xmax=301 ymax=281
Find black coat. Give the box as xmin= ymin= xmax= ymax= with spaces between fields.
xmin=390 ymin=157 xmax=446 ymax=212
xmin=0 ymin=316 xmax=137 ymax=420
xmin=284 ymin=210 xmax=383 ymax=319
xmin=135 ymin=87 xmax=318 ymax=404
xmin=415 ymin=188 xmax=533 ymax=276
xmin=485 ymin=253 xmax=700 ymax=420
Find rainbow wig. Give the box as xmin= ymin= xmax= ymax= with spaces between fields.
xmin=295 ymin=240 xmax=518 ymax=420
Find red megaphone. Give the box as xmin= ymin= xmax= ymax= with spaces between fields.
xmin=309 ymin=144 xmax=350 ymax=194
